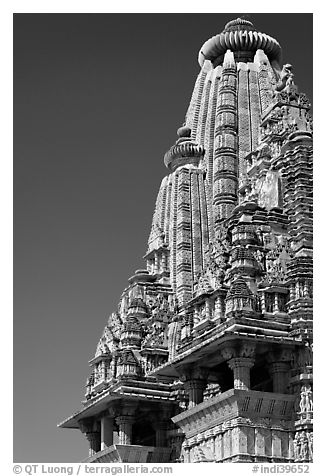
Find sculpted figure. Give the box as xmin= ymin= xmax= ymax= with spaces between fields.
xmin=276 ymin=64 xmax=294 ymax=91
xmin=299 ymin=384 xmax=313 ymax=413
xmin=301 ymin=433 xmax=309 ymax=461
xmin=293 ymin=433 xmax=301 ymax=461
xmin=298 ymin=432 xmax=308 ymax=461
xmin=308 ymin=432 xmax=313 ymax=460
xmin=297 ymin=342 xmax=313 ymax=371
xmin=254 ymin=249 xmax=265 ymax=271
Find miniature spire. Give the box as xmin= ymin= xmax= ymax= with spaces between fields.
xmin=163 ymin=125 xmax=204 ymax=172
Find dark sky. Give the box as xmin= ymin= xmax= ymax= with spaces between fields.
xmin=14 ymin=13 xmax=312 ymax=463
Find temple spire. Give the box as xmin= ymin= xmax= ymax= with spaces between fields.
xmin=60 ymin=16 xmax=313 ymax=465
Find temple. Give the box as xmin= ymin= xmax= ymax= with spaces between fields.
xmin=59 ymin=18 xmax=313 ymax=463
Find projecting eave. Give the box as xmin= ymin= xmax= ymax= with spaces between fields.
xmin=58 ymin=391 xmax=121 ymax=429
xmin=149 ymin=326 xmax=303 ymax=379
xmin=58 ymin=379 xmax=175 ymax=429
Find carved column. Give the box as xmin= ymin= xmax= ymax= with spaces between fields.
xmin=222 ymin=344 xmax=255 ymax=390
xmin=151 ymin=420 xmax=167 ymax=447
xmin=183 ymin=379 xmax=207 ymax=408
xmin=78 ymin=419 xmax=101 ymax=457
xmin=214 ymin=295 xmax=223 ymax=321
xmin=289 ymin=283 xmax=296 ymax=301
xmin=162 ymin=252 xmax=167 ymax=272
xmin=182 ymin=440 xmax=191 ymax=463
xmin=116 ymin=415 xmax=135 ymax=445
xmin=154 ymin=252 xmax=159 ymax=274
xmin=100 ymin=414 xmax=114 ymax=450
xmin=148 ymin=405 xmax=170 ymax=448
xmin=194 ymin=305 xmax=200 ymax=325
xmin=267 ymin=349 xmax=292 ymax=394
xmin=227 ymin=357 xmax=255 ymax=390
xmin=205 ymin=298 xmax=210 ymax=318
xmin=180 ymin=366 xmax=208 ymax=408
xmin=260 ymin=292 xmax=266 ymax=314
xmin=115 ymin=402 xmax=137 ymax=445
xmin=86 ymin=432 xmax=101 ymax=456
xmin=269 ymin=362 xmax=290 ymax=393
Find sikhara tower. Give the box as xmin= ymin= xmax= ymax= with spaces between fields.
xmin=59 ymin=18 xmax=313 ymax=464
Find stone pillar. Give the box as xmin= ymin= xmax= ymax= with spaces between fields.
xmin=255 ymin=427 xmax=265 ymax=457
xmin=184 ymin=379 xmax=207 ymax=408
xmin=272 ymin=429 xmax=283 ymax=459
xmin=215 ymin=431 xmax=223 ymax=461
xmin=100 ymin=415 xmax=114 ymax=450
xmin=289 ymin=283 xmax=296 ymax=301
xmin=116 ymin=416 xmax=134 ymax=445
xmin=228 ymin=357 xmax=255 ymax=390
xmin=179 ymin=366 xmax=208 ymax=408
xmin=161 ymin=252 xmax=167 ymax=272
xmin=155 ymin=427 xmax=165 ymax=447
xmin=154 ymin=252 xmax=159 ymax=274
xmin=194 ymin=305 xmax=200 ymax=325
xmin=260 ymin=292 xmax=266 ymax=313
xmin=153 ymin=421 xmax=167 ymax=447
xmin=151 ymin=405 xmax=171 ymax=448
xmin=214 ymin=295 xmax=223 ymax=321
xmin=79 ymin=419 xmax=101 ymax=457
xmin=205 ymin=298 xmax=211 ymax=319
xmin=182 ymin=440 xmax=191 ymax=463
xmin=267 ymin=349 xmax=292 ymax=394
xmin=270 ymin=362 xmax=290 ymax=393
xmin=86 ymin=431 xmax=101 ymax=456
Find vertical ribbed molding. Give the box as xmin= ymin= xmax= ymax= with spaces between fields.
xmin=198 ymin=171 xmax=209 ymax=266
xmin=147 ymin=176 xmax=168 ymax=250
xmin=176 ymin=168 xmax=193 ymax=305
xmin=213 ymin=50 xmax=238 ymax=226
xmin=237 ymin=61 xmax=261 ymax=175
xmin=237 ymin=62 xmax=251 ymax=178
xmin=195 ymin=67 xmax=213 ymax=146
xmin=191 ymin=171 xmax=207 ymax=279
xmin=168 ymin=168 xmax=208 ymax=300
xmin=176 ymin=167 xmax=208 ymax=305
xmin=254 ymin=49 xmax=277 ymax=115
xmin=185 ymin=60 xmax=211 ymax=140
xmin=248 ymin=62 xmax=261 ymax=151
xmin=204 ymin=66 xmax=222 ymax=243
xmin=163 ymin=175 xmax=173 ymax=247
xmin=169 ymin=172 xmax=179 ymax=292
